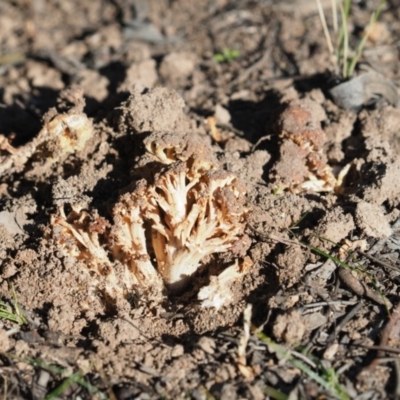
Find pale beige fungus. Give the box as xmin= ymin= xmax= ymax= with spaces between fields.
xmin=52 ymin=132 xmax=249 ymax=306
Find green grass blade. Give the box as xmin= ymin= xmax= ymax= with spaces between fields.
xmin=347 ymin=0 xmax=386 ymax=77
xmin=299 ymin=235 xmax=391 ymax=312
xmin=255 ymin=331 xmax=350 ymax=400
xmin=72 ymin=375 xmax=109 ymax=400
xmin=336 ymin=0 xmax=352 ymax=76
xmin=0 ymin=285 xmax=27 ymax=325
xmin=344 ymin=0 xmax=351 ymax=16
xmin=24 ymin=358 xmax=108 ymax=400
xmin=0 ymin=302 xmax=20 ymax=324
xmin=44 ymin=372 xmax=83 ymax=400
xmin=10 ymin=285 xmax=27 ymax=325
xmin=264 ymin=385 xmax=288 ymax=400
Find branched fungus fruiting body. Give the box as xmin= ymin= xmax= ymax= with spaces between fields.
xmin=0 ymin=111 xmax=93 ymax=176
xmin=52 ymin=132 xmax=248 ymax=305
xmin=111 ymin=160 xmax=247 ymax=291
xmin=110 ymin=184 xmax=164 ymax=290
xmin=43 ymin=113 xmax=93 ymax=159
xmin=51 ymin=205 xmax=114 ymax=279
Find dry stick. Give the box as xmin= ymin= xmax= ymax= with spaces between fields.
xmin=377 ymin=357 xmax=400 ymax=363
xmin=338 ymin=268 xmax=392 ymax=309
xmin=0 ymin=130 xmax=46 ymax=176
xmin=352 ymin=344 xmax=400 ymax=354
xmin=359 ymin=301 xmax=400 ymax=378
xmin=291 ymin=350 xmax=317 ymax=369
xmin=237 ymin=304 xmax=253 ymax=380
xmin=231 ymin=48 xmax=272 ymax=86
xmin=394 ymin=359 xmax=400 ymax=398
xmin=327 ymin=301 xmax=363 ymax=343
xmin=303 ymin=325 xmax=325 ymax=354
xmin=301 ymin=300 xmax=357 ymax=310
xmin=216 ymin=123 xmax=245 ymax=137
xmin=358 ymin=250 xmax=400 ymax=273
xmin=374 ymin=301 xmax=400 ymax=364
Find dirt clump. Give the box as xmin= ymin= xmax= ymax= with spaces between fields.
xmin=308 ymin=206 xmax=355 ymax=251
xmin=355 ymin=201 xmax=392 ymax=238
xmin=115 ymin=85 xmax=192 ymax=135
xmin=272 ymin=310 xmax=306 ymax=344
xmin=269 ymin=99 xmax=336 ymax=193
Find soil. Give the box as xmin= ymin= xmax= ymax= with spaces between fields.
xmin=1 ymin=0 xmax=400 ymax=399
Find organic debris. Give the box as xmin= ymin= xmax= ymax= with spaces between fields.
xmin=0 ymin=90 xmax=93 ymax=176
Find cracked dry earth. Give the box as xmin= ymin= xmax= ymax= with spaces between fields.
xmin=2 ymin=0 xmax=400 ymax=399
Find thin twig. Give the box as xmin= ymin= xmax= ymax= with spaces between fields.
xmin=394 ymin=359 xmax=400 ymax=398
xmin=327 ymin=301 xmax=363 ymax=342
xmin=267 ymin=233 xmax=307 ymax=248
xmin=358 ymin=250 xmax=400 ymax=273
xmin=231 ymin=49 xmax=272 ymax=86
xmin=291 ymin=350 xmax=318 ymax=369
xmin=300 ymin=300 xmax=357 ymax=310
xmin=216 ymin=123 xmax=244 ymax=137
xmin=353 ymin=345 xmax=400 ymax=354
xmin=374 ymin=302 xmax=400 ymax=362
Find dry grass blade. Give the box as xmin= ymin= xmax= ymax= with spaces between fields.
xmin=317 ymin=0 xmax=387 ymax=78
xmin=316 ymin=0 xmax=334 ymax=56
xmin=237 ymin=304 xmax=253 ymax=380
xmin=331 ymin=0 xmax=338 ymax=32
